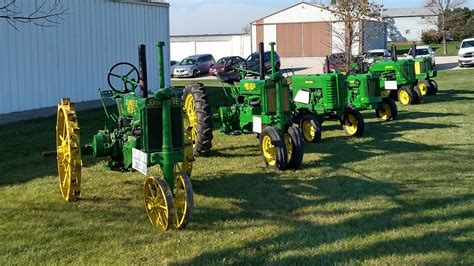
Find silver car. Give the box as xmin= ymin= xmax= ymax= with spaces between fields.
xmin=406 ymin=45 xmax=436 ymax=66
xmin=174 ymin=54 xmax=215 ymax=78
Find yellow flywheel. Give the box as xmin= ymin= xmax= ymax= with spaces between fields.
xmin=144 ymin=176 xmax=175 ymax=230
xmin=173 ymin=173 xmax=193 ymax=229
xmin=184 ymin=94 xmax=198 ymax=146
xmin=56 ymin=98 xmax=82 ymax=202
xmin=284 ymin=134 xmax=293 ymax=162
xmin=342 ymin=114 xmax=358 ymax=136
xmin=261 ymin=135 xmax=277 ymax=166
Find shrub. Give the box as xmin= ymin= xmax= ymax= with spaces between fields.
xmin=421 ymin=30 xmax=442 ymax=44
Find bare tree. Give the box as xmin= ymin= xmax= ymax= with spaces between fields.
xmin=0 ymin=0 xmax=68 ymax=30
xmin=321 ymin=0 xmax=383 ymax=72
xmin=424 ymin=0 xmax=466 ymax=55
xmin=241 ymin=24 xmax=250 ymax=34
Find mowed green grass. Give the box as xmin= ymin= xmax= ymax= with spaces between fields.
xmin=1 ymin=70 xmax=473 ymax=264
xmin=390 ymin=41 xmax=461 ymax=56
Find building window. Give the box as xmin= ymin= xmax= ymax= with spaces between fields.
xmin=406 ymin=29 xmax=410 ymax=34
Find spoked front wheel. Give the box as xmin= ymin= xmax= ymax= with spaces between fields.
xmin=173 ymin=173 xmax=194 ymax=229
xmin=144 ymin=176 xmax=175 ymax=231
xmin=56 ymin=98 xmax=82 ymax=202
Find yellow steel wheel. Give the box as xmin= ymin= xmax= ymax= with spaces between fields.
xmin=343 ymin=114 xmax=358 ymax=136
xmin=144 ymin=176 xmax=175 ymax=230
xmin=56 ymin=98 xmax=82 ymax=202
xmin=173 ymin=173 xmax=193 ymax=229
xmin=418 ymin=82 xmax=428 ymax=96
xmin=302 ymin=120 xmax=316 ymax=141
xmin=177 ymin=113 xmax=194 ymax=177
xmin=261 ymin=135 xmax=276 ymax=166
xmin=377 ymin=102 xmax=392 ymax=121
xmin=184 ymin=94 xmax=198 ymax=147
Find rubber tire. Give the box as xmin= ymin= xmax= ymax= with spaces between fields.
xmin=417 ymin=79 xmax=431 ymax=97
xmin=299 ymin=114 xmax=322 ymax=143
xmin=286 ymin=126 xmax=304 ymax=170
xmin=376 ymin=96 xmax=398 ymax=121
xmin=341 ymin=108 xmax=365 ymax=137
xmin=428 ymin=79 xmax=438 ymax=96
xmin=260 ymin=126 xmax=288 ymax=170
xmin=412 ymin=84 xmax=422 ymax=104
xmin=183 ymin=83 xmax=213 ymax=157
xmin=398 ymin=86 xmax=414 ymax=105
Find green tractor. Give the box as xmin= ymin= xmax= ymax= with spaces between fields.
xmin=290 ymin=72 xmax=365 ymax=142
xmin=54 ymin=42 xmax=194 ymax=231
xmin=185 ymin=42 xmax=304 ymax=170
xmin=346 ymin=72 xmax=398 ymax=122
xmin=368 ymin=45 xmax=421 ymax=105
xmin=408 ymin=42 xmax=439 ymax=96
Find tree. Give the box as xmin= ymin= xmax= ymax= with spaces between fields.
xmin=0 ymin=0 xmax=68 ymax=30
xmin=424 ymin=0 xmax=466 ymax=55
xmin=321 ymin=0 xmax=383 ymax=72
xmin=445 ymin=7 xmax=474 ymax=41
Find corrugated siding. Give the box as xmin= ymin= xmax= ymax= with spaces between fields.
xmin=0 ymin=0 xmax=170 ymax=114
xmin=276 ymin=24 xmax=302 ymax=57
xmin=303 ymin=22 xmax=331 ymax=57
xmin=264 ymin=3 xmax=335 ymax=24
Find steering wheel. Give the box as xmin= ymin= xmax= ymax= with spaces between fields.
xmin=108 ymin=62 xmax=139 ymax=93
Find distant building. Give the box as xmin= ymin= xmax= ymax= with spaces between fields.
xmin=383 ymin=8 xmax=438 ymax=42
xmin=250 ymin=2 xmax=386 ymax=58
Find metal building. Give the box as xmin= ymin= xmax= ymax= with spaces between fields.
xmin=170 ymin=33 xmax=251 ymax=62
xmin=383 ymin=8 xmax=438 ymax=42
xmin=250 ymin=2 xmax=386 ymax=57
xmin=0 ymin=0 xmax=170 ymax=115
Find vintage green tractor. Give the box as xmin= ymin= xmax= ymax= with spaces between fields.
xmin=368 ymin=45 xmax=421 ymax=105
xmin=184 ymin=42 xmax=304 ymax=170
xmin=290 ymin=72 xmax=365 ymax=142
xmin=54 ymin=42 xmax=194 ymax=231
xmin=346 ymin=72 xmax=398 ymax=122
xmin=409 ymin=42 xmax=438 ymax=96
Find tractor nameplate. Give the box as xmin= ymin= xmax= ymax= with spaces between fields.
xmin=132 ymin=148 xmax=148 ymax=175
xmin=253 ymin=116 xmax=262 ymax=133
xmin=244 ymin=83 xmax=257 ymax=91
xmin=294 ymin=90 xmax=310 ymax=104
xmin=385 ymin=80 xmax=398 ymax=90
xmin=385 ymin=65 xmax=394 ymax=69
xmin=126 ymin=99 xmax=138 ymax=113
xmin=305 ymin=81 xmax=314 ymax=84
xmin=147 ymin=99 xmax=161 ymax=108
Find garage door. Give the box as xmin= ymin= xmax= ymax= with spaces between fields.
xmin=276 ymin=22 xmax=331 ymax=57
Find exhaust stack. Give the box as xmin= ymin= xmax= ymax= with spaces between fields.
xmin=391 ymin=44 xmax=398 ymax=61
xmin=138 ymin=44 xmax=148 ymax=98
xmin=259 ymin=42 xmax=265 ymax=80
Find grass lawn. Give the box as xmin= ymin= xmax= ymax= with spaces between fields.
xmin=389 ymin=41 xmax=461 ymax=57
xmin=1 ymin=69 xmax=473 ymax=264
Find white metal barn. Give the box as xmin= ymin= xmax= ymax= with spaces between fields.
xmin=0 ymin=0 xmax=170 ymax=115
xmin=250 ymin=2 xmax=387 ymax=57
xmin=170 ymin=34 xmax=251 ymax=62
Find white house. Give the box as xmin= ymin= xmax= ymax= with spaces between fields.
xmin=0 ymin=0 xmax=170 ymax=116
xmin=383 ymin=8 xmax=438 ymax=42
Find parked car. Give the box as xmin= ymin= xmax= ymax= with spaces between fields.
xmin=323 ymin=53 xmax=364 ymax=74
xmin=246 ymin=51 xmax=281 ymax=73
xmin=209 ymin=56 xmax=246 ymax=76
xmin=406 ymin=45 xmax=436 ymax=66
xmin=170 ymin=60 xmax=178 ymax=77
xmin=364 ymin=49 xmax=391 ymax=64
xmin=173 ymin=54 xmax=215 ymax=78
xmin=457 ymin=38 xmax=474 ymax=68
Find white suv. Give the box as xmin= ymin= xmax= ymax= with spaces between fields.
xmin=458 ymin=38 xmax=474 ymax=68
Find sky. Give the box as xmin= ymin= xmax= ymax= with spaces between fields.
xmin=168 ymin=0 xmax=474 ymax=35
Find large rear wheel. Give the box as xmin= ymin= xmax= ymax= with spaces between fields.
xmin=183 ymin=83 xmax=213 ymax=157
xmin=56 ymin=98 xmax=82 ymax=202
xmin=398 ymin=86 xmax=414 ymax=105
xmin=260 ymin=126 xmax=288 ymax=170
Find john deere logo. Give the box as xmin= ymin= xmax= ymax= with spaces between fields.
xmin=244 ymin=83 xmax=256 ymax=91
xmin=126 ymin=99 xmax=138 ymax=113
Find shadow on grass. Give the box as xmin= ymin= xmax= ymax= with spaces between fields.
xmin=423 ymin=89 xmax=474 ymax=104
xmin=187 ymin=170 xmax=474 ymax=264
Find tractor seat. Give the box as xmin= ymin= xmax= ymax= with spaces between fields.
xmin=217 ymin=71 xmax=242 ymax=84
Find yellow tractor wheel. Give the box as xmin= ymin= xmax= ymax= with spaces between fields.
xmin=56 ymin=98 xmax=82 ymax=202
xmin=376 ymin=96 xmax=398 ymax=121
xmin=299 ymin=114 xmax=322 ymax=143
xmin=417 ymin=80 xmax=430 ymax=96
xmin=176 ymin=113 xmax=195 ymax=177
xmin=144 ymin=176 xmax=175 ymax=231
xmin=173 ymin=173 xmax=193 ymax=229
xmin=341 ymin=109 xmax=365 ymax=137
xmin=285 ymin=126 xmax=304 ymax=169
xmin=398 ymin=86 xmax=414 ymax=105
